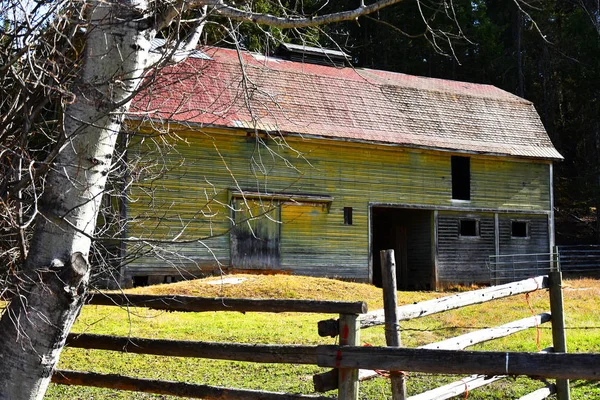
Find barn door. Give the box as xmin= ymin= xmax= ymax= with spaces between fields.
xmin=396 ymin=226 xmax=408 ymax=290
xmin=230 ymin=198 xmax=281 ymax=269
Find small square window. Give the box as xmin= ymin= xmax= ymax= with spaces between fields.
xmin=459 ymin=219 xmax=479 ymax=237
xmin=511 ymin=221 xmax=529 ymax=238
xmin=344 ymin=207 xmax=353 ymax=225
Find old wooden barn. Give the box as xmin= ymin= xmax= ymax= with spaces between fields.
xmin=120 ymin=45 xmax=563 ymax=289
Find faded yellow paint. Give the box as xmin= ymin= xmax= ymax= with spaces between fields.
xmin=126 ymin=126 xmax=552 ymax=280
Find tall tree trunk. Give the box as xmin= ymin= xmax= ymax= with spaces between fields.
xmin=516 ymin=9 xmax=524 ymax=97
xmin=0 ymin=0 xmax=156 ymax=398
xmin=596 ymin=122 xmax=600 ymax=244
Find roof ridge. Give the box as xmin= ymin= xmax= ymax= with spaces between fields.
xmin=204 ymin=47 xmax=530 ymax=104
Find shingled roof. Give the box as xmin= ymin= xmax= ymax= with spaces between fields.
xmin=133 ymin=47 xmax=562 ymax=160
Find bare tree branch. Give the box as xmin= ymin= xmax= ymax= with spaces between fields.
xmin=197 ymin=0 xmax=408 ymax=28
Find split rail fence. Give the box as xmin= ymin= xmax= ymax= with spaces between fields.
xmin=52 ymin=252 xmax=600 ymax=399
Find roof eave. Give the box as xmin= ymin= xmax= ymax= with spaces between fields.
xmin=126 ymin=116 xmax=564 ymax=162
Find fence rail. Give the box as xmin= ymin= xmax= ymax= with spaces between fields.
xmin=558 ymin=245 xmax=600 ymax=274
xmin=65 ymin=333 xmax=318 ymax=364
xmin=315 ymin=346 xmax=599 ymax=380
xmin=52 ymin=370 xmax=331 ymax=400
xmin=87 ymin=293 xmax=367 ymax=314
xmin=319 ymin=275 xmax=548 ymax=337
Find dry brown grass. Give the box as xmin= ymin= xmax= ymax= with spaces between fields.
xmin=126 ymin=273 xmax=446 ymax=310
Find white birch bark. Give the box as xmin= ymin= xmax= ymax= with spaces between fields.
xmin=0 ymin=0 xmax=157 ymax=397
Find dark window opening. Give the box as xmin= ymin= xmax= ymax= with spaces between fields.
xmin=511 ymin=221 xmax=529 ymax=238
xmin=132 ymin=276 xmax=149 ymax=287
xmin=344 ymin=207 xmax=353 ymax=225
xmin=452 ymin=156 xmax=471 ymax=201
xmin=459 ymin=219 xmax=479 ymax=237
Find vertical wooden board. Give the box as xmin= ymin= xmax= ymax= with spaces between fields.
xmin=338 ymin=314 xmax=360 ymax=400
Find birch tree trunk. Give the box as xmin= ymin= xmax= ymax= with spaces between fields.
xmin=0 ymin=0 xmax=156 ymax=397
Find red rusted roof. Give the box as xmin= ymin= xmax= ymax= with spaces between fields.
xmin=132 ymin=47 xmax=562 ymax=160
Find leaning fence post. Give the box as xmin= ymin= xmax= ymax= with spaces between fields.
xmin=381 ymin=249 xmax=407 ymax=400
xmin=549 ymin=248 xmax=570 ymax=400
xmin=337 ymin=313 xmax=359 ymax=400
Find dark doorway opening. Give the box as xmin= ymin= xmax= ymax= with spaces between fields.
xmin=371 ymin=207 xmax=434 ymax=290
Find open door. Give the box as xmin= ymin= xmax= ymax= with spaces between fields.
xmin=371 ymin=207 xmax=434 ymax=290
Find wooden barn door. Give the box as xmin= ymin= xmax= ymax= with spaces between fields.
xmin=230 ymin=198 xmax=281 ymax=270
xmin=396 ymin=226 xmax=408 ymax=290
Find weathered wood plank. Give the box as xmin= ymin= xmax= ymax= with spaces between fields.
xmin=316 ymin=346 xmax=600 ymax=380
xmin=313 ymin=369 xmax=338 ymax=393
xmin=420 ymin=313 xmax=551 ymax=350
xmin=52 ymin=370 xmax=331 ymax=400
xmin=88 ymin=293 xmax=367 ymax=314
xmin=359 ymin=276 xmax=548 ymax=329
xmin=66 ymin=334 xmax=318 ymax=364
xmin=337 ymin=314 xmax=360 ymax=400
xmin=407 ymin=374 xmax=505 ymax=400
xmin=380 ymin=249 xmax=406 ymax=400
xmin=549 ymin=270 xmax=570 ymax=400
xmin=357 ymin=312 xmax=552 ymax=383
xmin=518 ymin=384 xmax=556 ymax=400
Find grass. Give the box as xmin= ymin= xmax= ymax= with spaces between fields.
xmin=45 ymin=275 xmax=600 ymax=399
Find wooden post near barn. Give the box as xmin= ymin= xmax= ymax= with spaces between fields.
xmin=549 ymin=248 xmax=570 ymax=400
xmin=337 ymin=313 xmax=360 ymax=400
xmin=380 ymin=249 xmax=407 ymax=400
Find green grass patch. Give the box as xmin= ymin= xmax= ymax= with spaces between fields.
xmin=45 ymin=275 xmax=600 ymax=399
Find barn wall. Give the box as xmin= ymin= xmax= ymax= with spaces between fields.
xmin=436 ymin=211 xmax=496 ymax=284
xmin=123 ymin=127 xmax=552 ymax=284
xmin=435 ymin=212 xmax=550 ymax=285
xmin=498 ymin=214 xmax=550 ymax=255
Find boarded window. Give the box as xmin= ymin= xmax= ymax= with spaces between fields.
xmin=344 ymin=207 xmax=353 ymax=225
xmin=511 ymin=221 xmax=529 ymax=238
xmin=459 ymin=219 xmax=479 ymax=237
xmin=452 ymin=156 xmax=471 ymax=201
xmin=230 ymin=199 xmax=281 ymax=269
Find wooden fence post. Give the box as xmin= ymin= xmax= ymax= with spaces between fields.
xmin=549 ymin=249 xmax=570 ymax=400
xmin=380 ymin=249 xmax=407 ymax=400
xmin=337 ymin=313 xmax=360 ymax=400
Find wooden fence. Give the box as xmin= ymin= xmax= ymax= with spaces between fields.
xmin=51 ymin=253 xmax=598 ymax=399
xmin=53 ymin=295 xmax=367 ymax=399
xmin=313 ymin=250 xmax=573 ymax=400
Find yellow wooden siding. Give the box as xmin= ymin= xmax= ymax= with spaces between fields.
xmin=279 ymin=202 xmax=364 ymax=277
xmin=125 ymin=128 xmax=551 ymax=280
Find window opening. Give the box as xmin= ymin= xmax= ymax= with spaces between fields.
xmin=511 ymin=221 xmax=529 ymax=238
xmin=452 ymin=156 xmax=471 ymax=201
xmin=344 ymin=207 xmax=353 ymax=225
xmin=459 ymin=219 xmax=479 ymax=237
xmin=132 ymin=276 xmax=149 ymax=287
